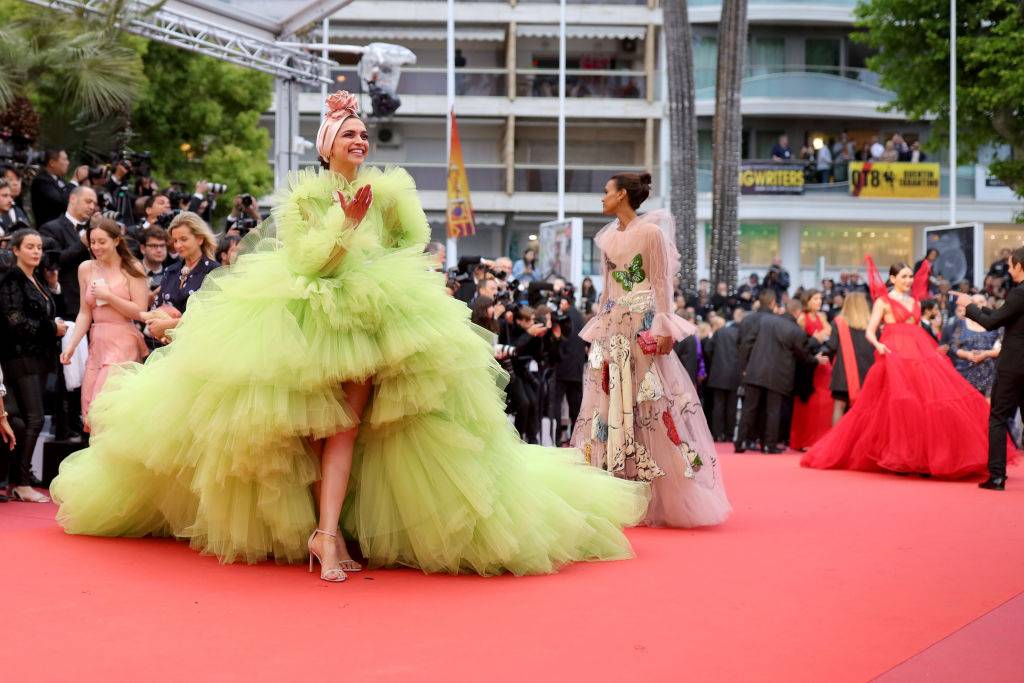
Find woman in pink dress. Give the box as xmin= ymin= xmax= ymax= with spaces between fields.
xmin=801 ymin=258 xmax=1017 ymax=478
xmin=60 ymin=216 xmax=148 ymax=429
xmin=790 ymin=289 xmax=834 ymax=449
xmin=571 ymin=172 xmax=730 ymax=528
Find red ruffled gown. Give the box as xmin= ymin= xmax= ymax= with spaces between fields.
xmin=801 ymin=262 xmax=1015 ymax=478
xmin=789 ymin=314 xmax=834 ymax=450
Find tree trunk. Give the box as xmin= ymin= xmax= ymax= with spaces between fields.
xmin=710 ymin=0 xmax=748 ymax=288
xmin=662 ymin=0 xmax=699 ymax=292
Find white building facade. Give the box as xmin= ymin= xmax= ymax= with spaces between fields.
xmin=267 ymin=0 xmax=1024 ymax=288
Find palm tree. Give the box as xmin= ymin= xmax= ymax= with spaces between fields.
xmin=709 ymin=0 xmax=748 ymax=289
xmin=662 ymin=0 xmax=699 ymax=292
xmin=0 ymin=1 xmax=149 ymax=154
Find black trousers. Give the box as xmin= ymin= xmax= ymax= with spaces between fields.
xmin=1 ymin=415 xmax=27 ymax=487
xmin=509 ymin=374 xmax=540 ymax=444
xmin=988 ymin=371 xmax=1024 ymax=479
xmin=711 ymin=388 xmax=738 ymax=442
xmin=3 ymin=369 xmax=46 ymax=486
xmin=737 ymin=384 xmax=784 ymax=447
xmin=552 ymin=379 xmax=583 ymax=443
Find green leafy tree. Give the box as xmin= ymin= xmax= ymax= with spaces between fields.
xmin=131 ymin=42 xmax=274 ymax=208
xmin=0 ymin=0 xmax=148 ymax=156
xmin=856 ymin=0 xmax=1024 ymax=194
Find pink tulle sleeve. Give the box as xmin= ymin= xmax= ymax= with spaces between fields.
xmin=643 ymin=223 xmax=696 ymax=340
xmin=579 ymin=251 xmax=612 ymax=342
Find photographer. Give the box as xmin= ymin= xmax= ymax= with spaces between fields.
xmin=226 ymin=194 xmax=261 ymax=235
xmin=29 ymin=149 xmax=72 ymax=227
xmin=216 ymin=234 xmax=241 ymax=267
xmin=0 ymin=167 xmax=31 ymax=233
xmin=186 ymin=180 xmax=224 ymax=225
xmin=139 ymin=226 xmax=171 ymax=293
xmin=548 ymin=293 xmax=586 ymax=445
xmin=499 ymin=305 xmax=558 ymax=444
xmin=129 ymin=193 xmax=172 ymax=240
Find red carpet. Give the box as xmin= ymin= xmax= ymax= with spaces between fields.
xmin=3 ymin=446 xmax=1023 ymax=682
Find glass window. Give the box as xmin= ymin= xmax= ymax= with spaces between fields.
xmin=747 ymin=37 xmax=785 ymax=77
xmin=704 ymin=222 xmax=781 ymax=268
xmin=799 ymin=225 xmax=913 ymax=269
xmin=983 ymin=225 xmax=1024 ymax=268
xmin=805 ymin=38 xmax=841 ymax=75
xmin=694 ymin=36 xmax=717 ymax=89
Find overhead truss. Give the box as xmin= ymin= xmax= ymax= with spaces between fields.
xmin=23 ymin=0 xmax=336 ymax=85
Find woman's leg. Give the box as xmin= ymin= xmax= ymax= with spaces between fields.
xmin=9 ymin=371 xmax=47 ymax=500
xmin=312 ymin=378 xmax=372 ymax=571
xmin=832 ymin=399 xmax=847 ymax=426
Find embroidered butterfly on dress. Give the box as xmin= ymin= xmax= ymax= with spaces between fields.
xmin=611 ymin=254 xmax=646 ymax=291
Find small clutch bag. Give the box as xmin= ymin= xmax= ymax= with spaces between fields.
xmin=637 ymin=330 xmax=658 ymax=355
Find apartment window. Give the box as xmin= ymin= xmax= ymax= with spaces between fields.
xmin=805 ymin=38 xmax=841 ymax=75
xmin=747 ymin=37 xmax=785 ymax=77
xmin=800 ymin=225 xmax=913 ymax=269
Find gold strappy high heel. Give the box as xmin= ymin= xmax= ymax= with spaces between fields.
xmin=336 ymin=527 xmax=363 ymax=572
xmin=307 ymin=529 xmax=347 ymax=582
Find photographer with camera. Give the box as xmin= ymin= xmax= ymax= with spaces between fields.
xmin=129 ymin=193 xmax=172 ymax=239
xmin=497 ymin=304 xmax=560 ymax=444
xmin=187 ymin=180 xmax=226 ymax=225
xmin=226 ymin=193 xmax=261 ymax=235
xmin=548 ymin=290 xmax=586 ymax=445
xmin=29 ymin=149 xmax=72 ymax=227
xmin=1 ymin=167 xmax=31 ymax=233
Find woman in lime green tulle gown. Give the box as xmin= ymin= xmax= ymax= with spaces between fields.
xmin=50 ymin=92 xmax=649 ymax=581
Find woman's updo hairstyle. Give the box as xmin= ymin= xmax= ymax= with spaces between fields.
xmin=889 ymin=262 xmax=911 ymax=278
xmin=611 ymin=171 xmax=653 ymax=210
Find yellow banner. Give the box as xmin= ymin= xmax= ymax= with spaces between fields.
xmin=446 ymin=112 xmax=477 ymax=239
xmin=849 ymin=162 xmax=941 ymax=199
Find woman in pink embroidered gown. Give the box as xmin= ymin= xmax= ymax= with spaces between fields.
xmin=60 ymin=216 xmax=148 ymax=428
xmin=801 ymin=258 xmax=1017 ymax=477
xmin=571 ymin=173 xmax=730 ymax=528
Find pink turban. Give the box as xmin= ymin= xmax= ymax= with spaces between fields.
xmin=316 ymin=91 xmax=361 ymax=161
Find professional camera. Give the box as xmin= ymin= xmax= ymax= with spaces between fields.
xmin=240 ymin=193 xmax=255 ymax=208
xmin=207 ymin=182 xmax=228 ymax=195
xmin=155 ymin=209 xmax=182 ymax=229
xmin=0 ymin=129 xmax=45 ymax=180
xmin=235 ymin=216 xmax=259 ymax=235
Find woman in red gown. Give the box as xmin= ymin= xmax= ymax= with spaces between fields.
xmin=801 ymin=258 xmax=1014 ymax=478
xmin=790 ymin=289 xmax=834 ymax=450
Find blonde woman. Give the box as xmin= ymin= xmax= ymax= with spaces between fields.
xmin=821 ymin=292 xmax=875 ymax=425
xmin=145 ymin=211 xmax=219 ymax=342
xmin=59 ymin=216 xmax=148 ymax=428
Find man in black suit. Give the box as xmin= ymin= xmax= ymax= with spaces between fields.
xmin=0 ymin=180 xmax=30 ymax=236
xmin=705 ymin=314 xmax=743 ymax=442
xmin=39 ymin=186 xmax=98 ymax=319
xmin=736 ymin=292 xmax=815 ymax=453
xmin=1 ymin=166 xmax=32 ymax=231
xmin=954 ymin=246 xmax=1024 ymax=491
xmin=30 ymin=149 xmax=72 ymax=227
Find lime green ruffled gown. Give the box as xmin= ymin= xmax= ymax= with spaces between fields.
xmin=50 ymin=167 xmax=649 ymax=575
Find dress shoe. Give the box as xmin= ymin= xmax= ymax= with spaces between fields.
xmin=763 ymin=446 xmax=786 ymax=455
xmin=979 ymin=477 xmax=1006 ymax=491
xmin=733 ymin=441 xmax=749 ymax=454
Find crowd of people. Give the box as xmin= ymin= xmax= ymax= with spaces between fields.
xmin=770 ymin=131 xmax=928 ymax=185
xmin=439 ymin=241 xmax=1022 ymax=461
xmin=0 ymin=149 xmax=259 ymax=502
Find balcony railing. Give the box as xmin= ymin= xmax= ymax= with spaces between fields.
xmin=516 ymin=69 xmax=646 ymax=99
xmin=695 ymin=64 xmax=882 ymax=91
xmin=514 ymin=165 xmax=646 ymax=193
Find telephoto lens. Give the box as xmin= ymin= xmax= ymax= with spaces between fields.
xmin=208 ymin=182 xmax=228 ymax=194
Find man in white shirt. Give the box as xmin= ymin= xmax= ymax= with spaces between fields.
xmin=869 ymin=135 xmax=885 ymax=161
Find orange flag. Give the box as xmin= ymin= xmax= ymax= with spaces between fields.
xmin=447 ymin=112 xmax=476 ymax=239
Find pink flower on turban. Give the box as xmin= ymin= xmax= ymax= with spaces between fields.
xmin=316 ymin=91 xmax=361 ymax=161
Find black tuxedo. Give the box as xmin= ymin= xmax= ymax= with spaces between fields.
xmin=39 ymin=215 xmax=91 ymax=318
xmin=966 ymin=286 xmax=1024 ymax=478
xmin=706 ymin=324 xmax=741 ymax=441
xmin=0 ymin=204 xmax=31 ymax=234
xmin=30 ymin=173 xmax=70 ymax=228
